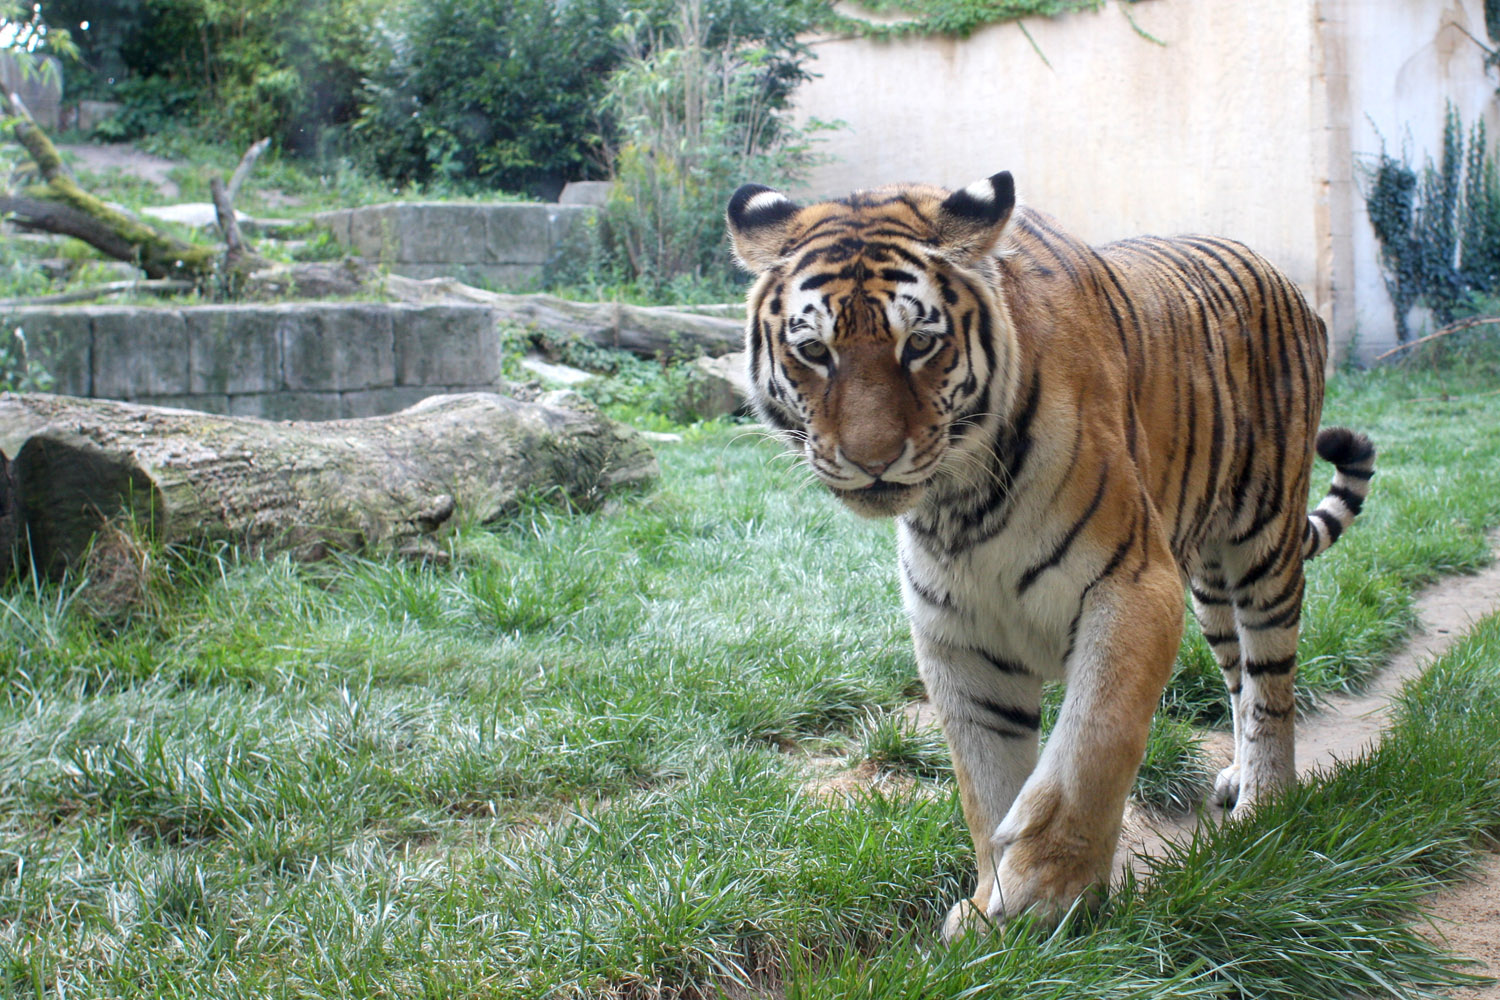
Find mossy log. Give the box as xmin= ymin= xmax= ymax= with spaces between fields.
xmin=0 ymin=391 xmax=658 ymax=572
xmin=384 ymin=275 xmax=744 ymax=359
xmin=2 ymin=91 xmax=216 ymax=280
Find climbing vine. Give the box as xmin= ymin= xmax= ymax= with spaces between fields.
xmin=818 ymin=0 xmax=1107 ymax=39
xmin=1365 ymin=106 xmax=1500 ymax=341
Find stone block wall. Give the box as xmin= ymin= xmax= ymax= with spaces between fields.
xmin=7 ymin=302 xmax=500 ymax=421
xmin=313 ymin=202 xmax=595 ymax=290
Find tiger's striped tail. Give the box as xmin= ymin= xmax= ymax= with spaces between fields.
xmin=1303 ymin=427 xmax=1375 ymax=559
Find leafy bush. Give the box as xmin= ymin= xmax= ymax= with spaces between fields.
xmin=354 ymin=0 xmax=817 ymax=203
xmin=352 ymin=0 xmax=623 ymax=195
xmin=822 ymin=0 xmax=1116 ymax=39
xmin=88 ymin=76 xmax=198 ymax=141
xmin=546 ymin=0 xmax=825 ymax=302
xmin=0 ymin=327 xmax=55 ymax=393
xmin=48 ymin=0 xmax=384 ymax=155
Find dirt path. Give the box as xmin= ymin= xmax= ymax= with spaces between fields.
xmin=1117 ymin=547 xmax=1500 ymax=997
xmin=57 ymin=142 xmax=180 ymax=198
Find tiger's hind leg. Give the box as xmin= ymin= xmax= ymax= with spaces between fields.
xmin=1216 ymin=539 xmax=1306 ymax=814
xmin=1188 ymin=559 xmax=1246 ymax=807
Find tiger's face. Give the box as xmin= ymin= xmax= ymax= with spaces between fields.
xmin=727 ymin=173 xmax=1018 ymax=517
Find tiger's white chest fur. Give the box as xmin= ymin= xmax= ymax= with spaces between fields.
xmin=896 ymin=499 xmax=1100 ymax=685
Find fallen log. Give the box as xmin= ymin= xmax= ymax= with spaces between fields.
xmin=384 ymin=275 xmax=744 ymax=359
xmin=0 ymin=391 xmax=658 ymax=572
xmin=0 ymin=447 xmax=17 ymax=579
xmin=0 ymin=278 xmax=196 ymax=307
xmin=1 ymin=102 xmax=371 ymax=297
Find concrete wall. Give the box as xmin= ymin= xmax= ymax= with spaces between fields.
xmin=0 ymin=51 xmax=62 ymax=130
xmin=9 ymin=303 xmax=500 ymax=420
xmin=1337 ymin=0 xmax=1499 ymax=355
xmin=788 ymin=0 xmax=1499 ymax=360
xmin=315 ymin=202 xmax=594 ymax=290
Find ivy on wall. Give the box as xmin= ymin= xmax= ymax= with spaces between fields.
xmin=818 ymin=0 xmax=1107 ymax=39
xmin=1365 ymin=105 xmax=1500 ymax=341
xmin=812 ymin=0 xmax=1160 ymax=66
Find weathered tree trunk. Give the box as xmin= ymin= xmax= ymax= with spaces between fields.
xmin=0 ymin=448 xmax=18 ymax=579
xmin=227 ymin=138 xmax=272 ymax=205
xmin=384 ymin=276 xmax=744 ymax=359
xmin=0 ymin=391 xmax=658 ymax=572
xmin=210 ymin=175 xmax=270 ymax=277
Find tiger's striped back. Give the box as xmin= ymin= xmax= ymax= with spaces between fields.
xmin=997 ymin=212 xmax=1359 ymax=570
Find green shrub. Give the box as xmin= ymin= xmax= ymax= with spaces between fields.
xmin=49 ymin=0 xmax=384 ymax=155
xmin=546 ymin=0 xmax=825 ymax=303
xmin=354 ymin=0 xmax=816 ymax=203
xmin=0 ymin=327 xmax=55 ymax=393
xmin=89 ymin=76 xmax=197 ymax=142
xmin=352 ymin=0 xmax=624 ymax=194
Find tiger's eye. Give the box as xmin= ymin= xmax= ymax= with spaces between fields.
xmin=907 ymin=332 xmax=935 ymax=354
xmin=798 ymin=339 xmax=831 ymax=363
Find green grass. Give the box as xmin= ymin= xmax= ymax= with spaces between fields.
xmin=1 ymin=353 xmax=1499 ymax=996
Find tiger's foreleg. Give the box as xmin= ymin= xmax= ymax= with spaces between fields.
xmin=912 ymin=634 xmax=1043 ymax=940
xmin=976 ymin=565 xmax=1182 ymax=930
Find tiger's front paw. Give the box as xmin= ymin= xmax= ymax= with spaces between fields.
xmin=945 ymin=794 xmax=1112 ymax=937
xmin=982 ymin=838 xmax=1109 ymax=928
xmin=1218 ymin=762 xmax=1294 ymax=821
xmin=941 ymin=895 xmax=992 ymax=941
xmin=1212 ymin=763 xmax=1240 ymax=809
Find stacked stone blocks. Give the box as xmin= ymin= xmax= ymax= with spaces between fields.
xmin=312 ymin=202 xmax=595 ymax=289
xmin=7 ymin=303 xmax=499 ymax=421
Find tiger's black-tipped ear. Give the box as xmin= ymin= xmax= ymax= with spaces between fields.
xmin=727 ymin=183 xmax=801 ymax=274
xmin=937 ymin=171 xmax=1016 ymax=262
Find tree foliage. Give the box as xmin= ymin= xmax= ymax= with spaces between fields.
xmin=563 ymin=0 xmax=822 ymax=298
xmin=352 ymin=0 xmax=624 ymax=194
xmin=41 ymin=0 xmax=384 ymax=154
xmin=354 ymin=0 xmax=816 ymax=197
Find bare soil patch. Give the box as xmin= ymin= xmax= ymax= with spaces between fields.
xmin=58 ymin=142 xmax=180 ymax=198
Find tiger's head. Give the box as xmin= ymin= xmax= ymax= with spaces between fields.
xmin=727 ymin=172 xmax=1018 ymax=518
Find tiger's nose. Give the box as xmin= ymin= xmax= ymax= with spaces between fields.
xmin=841 ymin=443 xmax=904 ymax=479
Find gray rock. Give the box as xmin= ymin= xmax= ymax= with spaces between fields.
xmin=687 ymin=351 xmax=749 ymax=419
xmin=92 ymin=307 xmax=188 ymax=398
xmin=186 ymin=306 xmax=283 ymax=395
xmin=394 ymin=304 xmax=498 ymax=387
xmin=141 ymin=203 xmax=247 ymax=229
xmin=74 ymin=100 xmax=123 ymax=134
xmin=559 ymin=181 xmax=613 ymax=206
xmin=520 ymin=355 xmax=595 ymax=385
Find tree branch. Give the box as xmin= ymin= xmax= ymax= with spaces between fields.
xmin=227 ymin=137 xmax=271 ymax=205
xmin=0 ymin=279 xmax=196 ymax=307
xmin=1374 ymin=315 xmax=1500 ymax=361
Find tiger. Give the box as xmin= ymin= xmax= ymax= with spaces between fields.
xmin=726 ymin=171 xmax=1375 ymax=937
